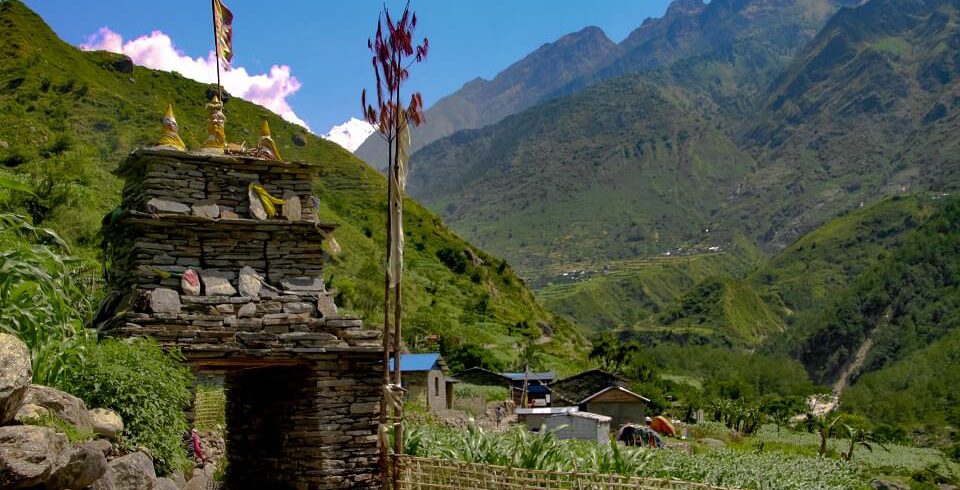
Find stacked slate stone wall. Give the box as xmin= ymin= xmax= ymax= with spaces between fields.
xmin=99 ymin=147 xmax=383 ymax=489
xmin=225 ymin=352 xmax=381 ymax=489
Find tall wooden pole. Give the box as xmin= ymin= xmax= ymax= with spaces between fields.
xmin=210 ymin=0 xmax=222 ymax=101
xmin=391 ymin=47 xmax=405 ymax=490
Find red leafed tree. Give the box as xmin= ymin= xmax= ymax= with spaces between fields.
xmin=360 ymin=2 xmax=427 ymax=486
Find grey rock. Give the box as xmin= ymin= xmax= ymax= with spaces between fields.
xmin=201 ymin=271 xmax=236 ymax=296
xmin=89 ymin=408 xmax=124 ymax=440
xmin=84 ymin=439 xmax=114 ymax=458
xmin=282 ymin=192 xmax=301 ymax=222
xmin=108 ymin=452 xmax=156 ymax=490
xmin=0 ymin=425 xmax=69 ymax=488
xmin=283 ymin=302 xmax=315 ymax=315
xmin=146 ymin=198 xmax=190 ymax=215
xmin=156 ymin=477 xmax=180 ymax=490
xmin=219 ymin=208 xmax=239 ymax=219
xmin=292 ymin=133 xmax=307 ymax=146
xmin=149 ymin=288 xmax=181 ymax=314
xmin=22 ymin=385 xmax=94 ymax=431
xmin=170 ymin=472 xmax=187 ymax=488
xmin=238 ymin=266 xmax=261 ymax=297
xmin=0 ymin=333 xmax=31 ymax=424
xmin=280 ymin=276 xmax=324 ymax=292
xmin=872 ymin=481 xmax=910 ymax=490
xmin=88 ymin=465 xmax=116 ymax=490
xmin=317 ymin=292 xmax=338 ymax=318
xmin=110 ymin=55 xmax=134 ymax=74
xmin=248 ymin=186 xmax=267 ymax=220
xmin=191 ymin=200 xmax=220 ymax=219
xmin=237 ymin=303 xmax=257 ymax=319
xmin=47 ymin=442 xmax=108 ymax=489
xmin=185 ymin=464 xmax=215 ymax=490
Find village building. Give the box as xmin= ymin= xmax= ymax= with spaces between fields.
xmin=550 ymin=369 xmax=649 ymax=428
xmin=516 ymin=407 xmax=611 ymax=443
xmin=451 ymin=368 xmax=556 ymax=406
xmin=390 ymin=353 xmax=456 ymax=413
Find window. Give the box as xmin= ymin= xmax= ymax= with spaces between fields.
xmin=434 ymin=376 xmax=439 ymax=397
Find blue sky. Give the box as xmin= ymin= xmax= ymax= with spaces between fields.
xmin=25 ymin=0 xmax=673 ymax=135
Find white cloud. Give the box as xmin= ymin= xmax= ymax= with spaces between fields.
xmin=322 ymin=117 xmax=375 ymax=152
xmin=81 ymin=27 xmax=309 ymax=130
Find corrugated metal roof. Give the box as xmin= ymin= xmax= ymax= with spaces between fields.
xmin=579 ymin=385 xmax=650 ymax=404
xmin=500 ymin=372 xmax=556 ymax=382
xmin=388 ymin=353 xmax=440 ymax=372
xmin=515 ymin=407 xmax=579 ymax=415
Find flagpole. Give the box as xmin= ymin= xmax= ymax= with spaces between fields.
xmin=210 ymin=0 xmax=222 ymax=101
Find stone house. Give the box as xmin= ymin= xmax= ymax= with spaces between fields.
xmin=550 ymin=369 xmax=649 ymax=428
xmin=390 ymin=353 xmax=455 ymax=413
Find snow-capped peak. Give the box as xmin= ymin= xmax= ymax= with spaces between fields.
xmin=322 ymin=117 xmax=376 ymax=152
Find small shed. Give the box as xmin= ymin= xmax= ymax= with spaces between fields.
xmin=516 ymin=407 xmax=610 ymax=443
xmin=390 ymin=353 xmax=456 ymax=413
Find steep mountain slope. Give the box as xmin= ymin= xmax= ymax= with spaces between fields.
xmin=734 ymin=0 xmax=960 ymax=248
xmin=782 ymin=196 xmax=960 ymax=385
xmin=409 ymin=75 xmax=753 ymax=276
xmin=555 ymin=0 xmax=857 ymax=109
xmin=354 ymin=26 xmax=621 ymax=168
xmin=0 ymin=0 xmax=586 ymax=370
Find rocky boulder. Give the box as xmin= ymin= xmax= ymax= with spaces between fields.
xmin=156 ymin=476 xmax=180 ymax=490
xmin=0 ymin=425 xmax=68 ymax=488
xmin=105 ymin=451 xmax=156 ymax=490
xmin=0 ymin=425 xmax=105 ymax=489
xmin=47 ymin=442 xmax=108 ymax=489
xmin=0 ymin=333 xmax=31 ymax=425
xmin=21 ymin=385 xmax=94 ymax=431
xmin=89 ymin=408 xmax=124 ymax=440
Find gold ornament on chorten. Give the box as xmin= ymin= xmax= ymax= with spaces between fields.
xmin=154 ymin=104 xmax=186 ymax=151
xmin=253 ymin=120 xmax=282 ymax=161
xmin=200 ymin=95 xmax=227 ymax=154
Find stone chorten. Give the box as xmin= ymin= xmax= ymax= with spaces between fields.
xmin=99 ymin=141 xmax=383 ymax=488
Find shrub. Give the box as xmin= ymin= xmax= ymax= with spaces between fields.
xmin=61 ymin=338 xmax=193 ymax=475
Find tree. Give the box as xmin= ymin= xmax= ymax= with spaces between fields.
xmin=804 ymin=413 xmax=841 ymax=456
xmin=840 ymin=424 xmax=888 ymax=462
xmin=361 ymin=3 xmax=428 ymax=486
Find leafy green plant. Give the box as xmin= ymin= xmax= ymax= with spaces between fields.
xmin=60 ymin=338 xmax=193 ymax=475
xmin=0 ymin=203 xmax=93 ymax=386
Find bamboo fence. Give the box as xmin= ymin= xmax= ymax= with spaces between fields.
xmin=394 ymin=455 xmax=741 ymax=490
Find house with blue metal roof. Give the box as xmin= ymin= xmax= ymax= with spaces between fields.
xmin=389 ymin=353 xmax=455 ymax=414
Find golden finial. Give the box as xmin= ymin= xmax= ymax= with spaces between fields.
xmin=200 ymin=95 xmax=226 ymax=154
xmin=254 ymin=120 xmax=282 ymax=161
xmin=154 ymin=103 xmax=186 ymax=151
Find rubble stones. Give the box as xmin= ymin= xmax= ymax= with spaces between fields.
xmin=280 ymin=276 xmax=324 ymax=292
xmin=0 ymin=425 xmax=70 ymax=489
xmin=47 ymin=443 xmax=108 ymax=489
xmin=317 ymin=292 xmax=338 ymax=318
xmin=282 ymin=192 xmax=301 ymax=221
xmin=149 ymin=288 xmax=181 ymax=314
xmin=248 ymin=186 xmax=268 ymax=220
xmin=238 ymin=266 xmax=261 ymax=297
xmin=191 ymin=200 xmax=220 ymax=219
xmin=146 ymin=198 xmax=190 ymax=215
xmin=237 ymin=303 xmax=257 ymax=318
xmin=201 ymin=271 xmax=236 ymax=296
xmin=0 ymin=333 xmax=31 ymax=425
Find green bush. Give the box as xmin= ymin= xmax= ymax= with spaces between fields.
xmin=60 ymin=338 xmax=193 ymax=475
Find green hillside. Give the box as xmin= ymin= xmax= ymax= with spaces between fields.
xmin=0 ymin=0 xmax=586 ymax=371
xmin=410 ymin=74 xmax=753 ymax=277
